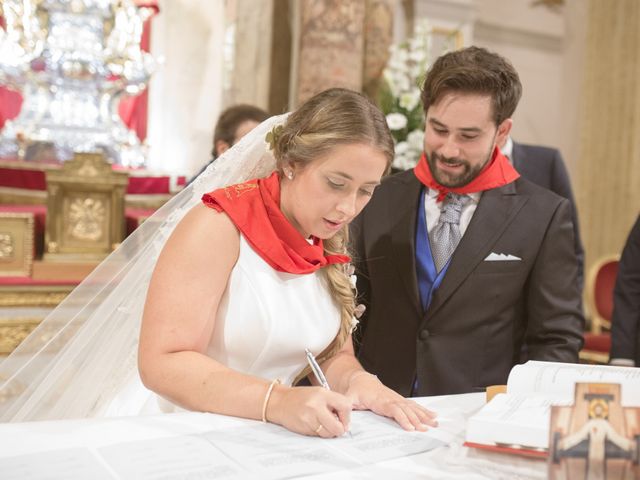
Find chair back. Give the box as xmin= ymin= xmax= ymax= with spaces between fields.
xmin=585 ymin=255 xmax=620 ymax=334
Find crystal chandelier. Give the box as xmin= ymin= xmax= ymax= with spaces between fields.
xmin=0 ymin=0 xmax=157 ymax=167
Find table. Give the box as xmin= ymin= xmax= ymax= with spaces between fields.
xmin=0 ymin=393 xmax=548 ymax=479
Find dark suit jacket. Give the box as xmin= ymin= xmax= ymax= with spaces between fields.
xmin=511 ymin=142 xmax=584 ymax=291
xmin=610 ymin=215 xmax=640 ymax=365
xmin=351 ymin=170 xmax=584 ymax=397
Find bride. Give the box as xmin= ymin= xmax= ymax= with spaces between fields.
xmin=0 ymin=88 xmax=437 ymax=437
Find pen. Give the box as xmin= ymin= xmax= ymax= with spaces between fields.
xmin=305 ymin=348 xmax=330 ymax=389
xmin=305 ymin=348 xmax=352 ymax=437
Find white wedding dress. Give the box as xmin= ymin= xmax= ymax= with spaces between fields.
xmin=147 ymin=234 xmax=340 ymax=415
xmin=0 ymin=113 xmax=341 ymax=422
xmin=207 ymin=235 xmax=340 ymax=387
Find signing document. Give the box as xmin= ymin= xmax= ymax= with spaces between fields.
xmin=0 ymin=399 xmax=467 ymax=480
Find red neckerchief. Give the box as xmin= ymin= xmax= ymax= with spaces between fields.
xmin=202 ymin=172 xmax=350 ymax=274
xmin=413 ymin=146 xmax=520 ymax=202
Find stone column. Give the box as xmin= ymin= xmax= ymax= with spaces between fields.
xmin=362 ymin=0 xmax=396 ymax=101
xmin=292 ymin=0 xmax=367 ymax=106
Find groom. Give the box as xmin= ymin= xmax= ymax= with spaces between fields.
xmin=351 ymin=46 xmax=584 ymax=397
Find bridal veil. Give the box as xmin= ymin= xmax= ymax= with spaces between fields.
xmin=0 ymin=114 xmax=288 ymax=421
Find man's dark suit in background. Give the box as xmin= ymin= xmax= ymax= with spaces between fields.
xmin=508 ymin=141 xmax=584 ymax=291
xmin=610 ymin=215 xmax=640 ymax=366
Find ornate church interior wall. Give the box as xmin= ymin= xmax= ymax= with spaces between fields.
xmin=143 ymin=0 xmax=637 ymax=274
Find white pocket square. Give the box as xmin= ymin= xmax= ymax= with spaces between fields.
xmin=484 ymin=252 xmax=521 ymax=261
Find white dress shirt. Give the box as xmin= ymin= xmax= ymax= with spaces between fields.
xmin=501 ymin=135 xmax=514 ymax=163
xmin=423 ymin=188 xmax=482 ymax=236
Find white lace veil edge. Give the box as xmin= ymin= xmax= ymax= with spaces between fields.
xmin=0 ymin=113 xmax=289 ymax=422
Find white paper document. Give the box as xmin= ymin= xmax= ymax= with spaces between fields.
xmin=203 ymin=410 xmax=452 ymax=478
xmin=0 ymin=448 xmax=115 ymax=480
xmin=329 ymin=411 xmax=448 ymax=464
xmin=0 ymin=403 xmax=466 ymax=479
xmin=99 ymin=435 xmax=245 ymax=479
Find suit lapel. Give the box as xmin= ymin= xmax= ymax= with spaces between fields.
xmin=388 ymin=173 xmax=423 ymax=318
xmin=425 ymin=181 xmax=528 ymax=319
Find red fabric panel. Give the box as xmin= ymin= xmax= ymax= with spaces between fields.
xmin=0 ymin=165 xmax=181 ymax=194
xmin=127 ymin=176 xmax=169 ymax=194
xmin=125 ymin=206 xmax=156 ymax=235
xmin=0 ymin=87 xmax=23 ymax=130
xmin=116 ymin=5 xmax=157 ymax=142
xmin=594 ymin=261 xmax=619 ymax=321
xmin=0 ymin=167 xmax=47 ymax=190
xmin=582 ymin=332 xmax=611 ymax=353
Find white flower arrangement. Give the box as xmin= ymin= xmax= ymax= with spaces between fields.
xmin=379 ymin=21 xmax=433 ymax=171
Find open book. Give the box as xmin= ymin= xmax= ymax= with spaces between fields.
xmin=464 ymin=361 xmax=640 ymax=456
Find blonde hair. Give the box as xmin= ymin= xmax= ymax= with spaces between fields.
xmin=271 ymin=88 xmax=393 ymax=383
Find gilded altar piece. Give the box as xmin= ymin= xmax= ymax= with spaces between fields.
xmin=44 ymin=152 xmax=128 ymax=261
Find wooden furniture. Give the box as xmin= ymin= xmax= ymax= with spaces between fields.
xmin=44 ymin=153 xmax=129 ymax=261
xmin=579 ymin=255 xmax=620 ymax=364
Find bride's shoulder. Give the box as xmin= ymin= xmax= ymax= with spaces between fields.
xmin=169 ymin=203 xmax=240 ymax=253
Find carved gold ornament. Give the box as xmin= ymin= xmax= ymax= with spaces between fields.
xmin=0 ymin=321 xmax=39 ymax=355
xmin=67 ymin=197 xmax=106 ymax=241
xmin=0 ymin=213 xmax=34 ymax=276
xmin=0 ymin=233 xmax=14 ymax=260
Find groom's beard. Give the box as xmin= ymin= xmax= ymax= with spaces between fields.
xmin=426 ymin=148 xmax=492 ymax=188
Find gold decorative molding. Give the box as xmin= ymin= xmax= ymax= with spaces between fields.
xmin=0 ymin=187 xmax=47 ymax=206
xmin=0 ymin=212 xmax=35 ymax=277
xmin=0 ymin=318 xmax=41 ymax=355
xmin=0 ymin=291 xmax=70 ymax=307
xmin=0 ymin=283 xmax=74 ymax=307
xmin=0 ymin=233 xmax=14 ymax=260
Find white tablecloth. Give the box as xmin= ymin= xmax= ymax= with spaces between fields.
xmin=0 ymin=392 xmax=548 ymax=479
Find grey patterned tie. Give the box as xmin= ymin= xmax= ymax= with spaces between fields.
xmin=429 ymin=193 xmax=470 ymax=273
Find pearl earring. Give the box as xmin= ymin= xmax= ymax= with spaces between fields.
xmin=285 ymin=170 xmax=294 ymax=180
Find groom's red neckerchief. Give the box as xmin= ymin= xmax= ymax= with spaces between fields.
xmin=413 ymin=146 xmax=520 ymax=202
xmin=202 ymin=171 xmax=350 ymax=274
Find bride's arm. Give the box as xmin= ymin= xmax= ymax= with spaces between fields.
xmin=139 ymin=204 xmax=264 ymax=415
xmin=320 ymin=338 xmax=438 ymax=431
xmin=138 ymin=204 xmax=350 ymax=436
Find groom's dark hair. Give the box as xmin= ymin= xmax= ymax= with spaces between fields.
xmin=421 ymin=46 xmax=522 ymax=126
